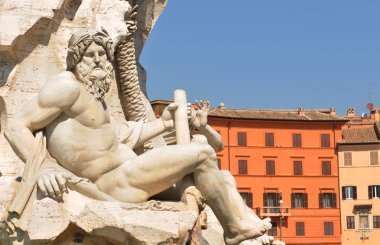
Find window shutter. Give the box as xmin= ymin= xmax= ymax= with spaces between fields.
xmin=238 ymin=132 xmax=247 ymax=146
xmin=304 ymin=193 xmax=308 ymax=208
xmin=238 ymin=160 xmax=248 ymax=174
xmin=291 ymin=193 xmax=295 ymax=208
xmin=266 ymin=160 xmax=275 ymax=175
xmin=344 ymin=152 xmax=352 ymax=166
xmin=353 ymin=186 xmax=357 ymax=200
xmin=263 ymin=193 xmax=268 ymax=206
xmin=247 ymin=193 xmax=253 ymax=208
xmin=265 ymin=133 xmax=274 ymax=147
xmin=369 ymin=186 xmax=373 ymax=199
xmin=293 ymin=134 xmax=301 ymax=147
xmin=371 ymin=152 xmax=379 ymax=165
xmin=332 ymin=193 xmax=337 ymax=208
xmin=319 ymin=193 xmax=323 ymax=208
xmin=274 ymin=193 xmax=278 ymax=207
xmin=342 ymin=187 xmax=346 ymax=200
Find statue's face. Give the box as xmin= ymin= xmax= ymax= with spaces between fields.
xmin=74 ymin=41 xmax=114 ymax=101
xmin=82 ymin=42 xmax=109 ymax=73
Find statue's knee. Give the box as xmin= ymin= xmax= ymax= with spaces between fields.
xmin=198 ymin=144 xmax=216 ymax=161
xmin=191 ymin=134 xmax=208 ymax=144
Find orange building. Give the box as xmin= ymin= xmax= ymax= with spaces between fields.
xmin=151 ymin=100 xmax=347 ymax=244
xmin=207 ymin=105 xmax=347 ymax=245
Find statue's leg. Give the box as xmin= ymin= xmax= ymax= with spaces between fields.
xmin=95 ymin=143 xmax=268 ymax=244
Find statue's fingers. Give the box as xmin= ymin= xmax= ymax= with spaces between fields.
xmin=61 ymin=172 xmax=72 ymax=180
xmin=263 ymin=217 xmax=271 ymax=223
xmin=130 ymin=11 xmax=138 ymax=18
xmin=267 ymin=236 xmax=274 ymax=242
xmin=132 ymin=5 xmax=139 ymax=12
xmin=55 ymin=174 xmax=67 ymax=192
xmin=126 ymin=20 xmax=136 ymax=26
xmin=263 ymin=235 xmax=270 ymax=244
xmin=167 ymin=103 xmax=178 ymax=111
xmin=43 ymin=176 xmax=56 ymax=198
xmin=48 ymin=174 xmax=61 ymax=197
xmin=37 ymin=179 xmax=48 ymax=196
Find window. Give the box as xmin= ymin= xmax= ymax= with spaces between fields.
xmin=369 ymin=185 xmax=380 ymax=199
xmin=342 ymin=186 xmax=357 ymax=200
xmin=291 ymin=193 xmax=308 ymax=208
xmin=344 ymin=152 xmax=352 ymax=166
xmin=374 ymin=216 xmax=380 ymax=228
xmin=293 ymin=161 xmax=303 ymax=175
xmin=240 ymin=192 xmax=253 ymax=208
xmin=217 ymin=159 xmax=221 ymax=170
xmin=238 ymin=132 xmax=247 ymax=146
xmin=268 ymin=222 xmax=277 ymax=236
xmin=293 ymin=134 xmax=302 ymax=147
xmin=265 ymin=133 xmax=274 ymax=147
xmin=238 ymin=160 xmax=248 ymax=174
xmin=324 ymin=222 xmax=334 ymax=236
xmin=319 ymin=193 xmax=337 ymax=208
xmin=322 ymin=161 xmax=331 ymax=175
xmin=263 ymin=193 xmax=279 ymax=208
xmin=359 ymin=215 xmax=369 ymax=229
xmin=370 ymin=151 xmax=379 ymax=165
xmin=296 ymin=222 xmax=305 ymax=236
xmin=266 ymin=160 xmax=275 ymax=175
xmin=321 ymin=134 xmax=330 ymax=147
xmin=346 ymin=216 xmax=355 ymax=229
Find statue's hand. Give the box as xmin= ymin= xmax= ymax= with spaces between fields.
xmin=161 ymin=103 xmax=178 ymax=129
xmin=37 ymin=172 xmax=70 ymax=199
xmin=189 ymin=100 xmax=209 ymax=130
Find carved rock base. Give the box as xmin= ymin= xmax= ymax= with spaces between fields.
xmin=1 ymin=197 xmax=198 ymax=245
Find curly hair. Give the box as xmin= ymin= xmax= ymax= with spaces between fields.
xmin=66 ymin=28 xmax=114 ymax=71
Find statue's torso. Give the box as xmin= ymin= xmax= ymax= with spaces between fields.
xmin=45 ymin=83 xmax=135 ymax=181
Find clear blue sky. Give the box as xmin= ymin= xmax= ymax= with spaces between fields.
xmin=140 ymin=1 xmax=380 ymax=115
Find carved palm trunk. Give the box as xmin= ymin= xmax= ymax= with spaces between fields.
xmin=115 ymin=34 xmax=147 ymax=123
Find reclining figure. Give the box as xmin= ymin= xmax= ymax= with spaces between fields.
xmin=4 ymin=27 xmax=272 ymax=245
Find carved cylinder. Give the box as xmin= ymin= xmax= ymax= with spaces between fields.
xmin=174 ymin=89 xmax=190 ymax=145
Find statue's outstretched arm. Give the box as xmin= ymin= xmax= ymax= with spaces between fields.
xmin=190 ymin=100 xmax=224 ymax=153
xmin=134 ymin=103 xmax=179 ymax=148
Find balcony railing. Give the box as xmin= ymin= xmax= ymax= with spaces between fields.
xmin=255 ymin=207 xmax=291 ymax=217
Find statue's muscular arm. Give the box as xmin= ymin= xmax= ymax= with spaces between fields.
xmin=5 ymin=72 xmax=80 ymax=197
xmin=5 ymin=72 xmax=79 ymax=161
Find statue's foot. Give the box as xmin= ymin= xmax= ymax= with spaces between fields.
xmin=224 ymin=221 xmax=269 ymax=245
xmin=256 ymin=234 xmax=274 ymax=245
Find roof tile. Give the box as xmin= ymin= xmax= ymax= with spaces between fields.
xmin=342 ymin=127 xmax=379 ymax=144
xmin=208 ymin=108 xmax=347 ymax=122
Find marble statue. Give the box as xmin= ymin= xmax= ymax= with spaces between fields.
xmin=4 ymin=27 xmax=272 ymax=245
xmin=0 ymin=1 xmax=281 ymax=244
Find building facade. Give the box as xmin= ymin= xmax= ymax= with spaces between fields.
xmin=208 ymin=106 xmax=346 ymax=245
xmin=151 ymin=100 xmax=347 ymax=244
xmin=338 ymin=108 xmax=380 ymax=244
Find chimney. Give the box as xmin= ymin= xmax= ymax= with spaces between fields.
xmin=218 ymin=102 xmax=225 ymax=109
xmin=370 ymin=108 xmax=380 ymax=122
xmin=298 ymin=107 xmax=305 ymax=116
xmin=346 ymin=107 xmax=355 ymax=117
xmin=330 ymin=107 xmax=336 ymax=116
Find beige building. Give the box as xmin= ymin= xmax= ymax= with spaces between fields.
xmin=338 ymin=109 xmax=380 ymax=244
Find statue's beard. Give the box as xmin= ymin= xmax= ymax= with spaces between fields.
xmin=74 ymin=61 xmax=114 ymax=101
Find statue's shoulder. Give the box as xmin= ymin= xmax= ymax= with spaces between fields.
xmin=38 ymin=71 xmax=80 ymax=107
